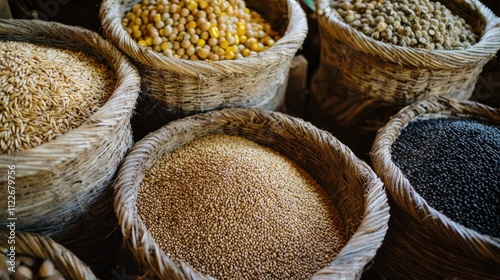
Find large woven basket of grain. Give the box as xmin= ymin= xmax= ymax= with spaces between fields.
xmin=0 ymin=231 xmax=97 ymax=280
xmin=368 ymin=97 xmax=499 ymax=279
xmin=311 ymin=0 xmax=500 ymax=131
xmin=99 ymin=0 xmax=308 ymax=122
xmin=0 ymin=19 xmax=140 ymax=278
xmin=113 ymin=107 xmax=389 ymax=279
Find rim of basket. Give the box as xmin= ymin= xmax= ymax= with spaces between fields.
xmin=113 ymin=107 xmax=389 ymax=279
xmin=0 ymin=19 xmax=140 ymax=171
xmin=99 ymin=0 xmax=308 ymax=78
xmin=316 ymin=0 xmax=500 ymax=69
xmin=370 ymin=97 xmax=500 ymax=253
xmin=0 ymin=231 xmax=97 ymax=280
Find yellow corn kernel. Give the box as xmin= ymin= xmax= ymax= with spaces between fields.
xmin=132 ymin=25 xmax=140 ymax=32
xmin=239 ymin=35 xmax=247 ymax=44
xmin=133 ymin=30 xmax=142 ymax=39
xmin=187 ymin=1 xmax=198 ymax=11
xmin=220 ymin=40 xmax=229 ymax=49
xmin=186 ymin=20 xmax=197 ymax=29
xmin=251 ymin=42 xmax=263 ymax=52
xmin=199 ymin=0 xmax=208 ymax=9
xmin=145 ymin=37 xmax=153 ymax=46
xmin=137 ymin=40 xmax=147 ymax=46
xmin=153 ymin=14 xmax=162 ymax=22
xmin=225 ymin=51 xmax=235 ymax=60
xmin=226 ymin=45 xmax=237 ymax=54
xmin=159 ymin=28 xmax=165 ymax=36
xmin=266 ymin=38 xmax=276 ymax=47
xmin=241 ymin=48 xmax=250 ymax=57
xmin=160 ymin=42 xmax=169 ymax=51
xmin=236 ymin=25 xmax=246 ymax=36
xmin=197 ymin=38 xmax=206 ymax=47
xmin=244 ymin=8 xmax=250 ymax=14
xmin=246 ymin=37 xmax=257 ymax=49
xmin=208 ymin=26 xmax=220 ymax=38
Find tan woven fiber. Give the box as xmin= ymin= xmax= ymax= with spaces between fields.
xmin=99 ymin=0 xmax=308 ymax=119
xmin=0 ymin=19 xmax=140 ymax=237
xmin=369 ymin=97 xmax=500 ymax=279
xmin=113 ymin=107 xmax=390 ymax=280
xmin=0 ymin=231 xmax=97 ymax=280
xmin=311 ymin=0 xmax=500 ymax=131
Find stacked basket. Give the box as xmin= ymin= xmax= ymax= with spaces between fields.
xmin=311 ymin=0 xmax=500 ymax=131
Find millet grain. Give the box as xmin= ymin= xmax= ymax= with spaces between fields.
xmin=138 ymin=134 xmax=346 ymax=280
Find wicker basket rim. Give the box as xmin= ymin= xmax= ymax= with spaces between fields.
xmin=370 ymin=97 xmax=500 ymax=255
xmin=0 ymin=19 xmax=140 ymax=174
xmin=316 ymin=0 xmax=500 ymax=69
xmin=99 ymin=0 xmax=308 ymax=77
xmin=0 ymin=231 xmax=97 ymax=280
xmin=113 ymin=107 xmax=390 ymax=279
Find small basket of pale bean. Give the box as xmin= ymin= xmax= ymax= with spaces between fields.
xmin=311 ymin=0 xmax=500 ymax=131
xmin=0 ymin=231 xmax=97 ymax=280
xmin=100 ymin=0 xmax=308 ymax=124
xmin=113 ymin=107 xmax=390 ymax=279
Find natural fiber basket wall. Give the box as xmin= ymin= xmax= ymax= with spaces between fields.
xmin=311 ymin=0 xmax=500 ymax=131
xmin=99 ymin=0 xmax=308 ymax=121
xmin=112 ymin=108 xmax=389 ymax=279
xmin=0 ymin=231 xmax=97 ymax=280
xmin=0 ymin=19 xmax=140 ymax=278
xmin=369 ymin=97 xmax=500 ymax=279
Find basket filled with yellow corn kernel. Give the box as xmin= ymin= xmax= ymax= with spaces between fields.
xmin=100 ymin=0 xmax=308 ymax=124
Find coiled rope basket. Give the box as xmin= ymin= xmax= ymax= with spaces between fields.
xmin=100 ymin=0 xmax=308 ymax=123
xmin=311 ymin=0 xmax=500 ymax=131
xmin=113 ymin=108 xmax=390 ymax=279
xmin=0 ymin=231 xmax=97 ymax=280
xmin=369 ymin=97 xmax=500 ymax=279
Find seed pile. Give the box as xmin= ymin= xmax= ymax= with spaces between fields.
xmin=0 ymin=41 xmax=115 ymax=154
xmin=138 ymin=134 xmax=346 ymax=279
xmin=392 ymin=117 xmax=500 ymax=237
xmin=0 ymin=252 xmax=66 ymax=280
xmin=122 ymin=0 xmax=281 ymax=60
xmin=332 ymin=0 xmax=477 ymax=50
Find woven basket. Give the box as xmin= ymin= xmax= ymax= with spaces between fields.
xmin=0 ymin=19 xmax=140 ymax=277
xmin=99 ymin=0 xmax=307 ymax=121
xmin=113 ymin=107 xmax=389 ymax=279
xmin=0 ymin=231 xmax=97 ymax=280
xmin=311 ymin=0 xmax=500 ymax=131
xmin=369 ymin=97 xmax=500 ymax=279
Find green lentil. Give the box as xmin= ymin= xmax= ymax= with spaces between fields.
xmin=138 ymin=134 xmax=347 ymax=279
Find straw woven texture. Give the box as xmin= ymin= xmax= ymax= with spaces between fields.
xmin=99 ymin=0 xmax=308 ymax=119
xmin=0 ymin=231 xmax=97 ymax=280
xmin=113 ymin=107 xmax=389 ymax=280
xmin=0 ymin=19 xmax=140 ymax=237
xmin=311 ymin=0 xmax=500 ymax=131
xmin=369 ymin=97 xmax=500 ymax=279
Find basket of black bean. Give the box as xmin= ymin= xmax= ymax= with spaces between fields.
xmin=311 ymin=0 xmax=500 ymax=131
xmin=368 ymin=97 xmax=499 ymax=279
xmin=113 ymin=107 xmax=390 ymax=279
xmin=0 ymin=231 xmax=97 ymax=280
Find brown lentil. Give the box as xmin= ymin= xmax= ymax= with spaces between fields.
xmin=332 ymin=0 xmax=477 ymax=50
xmin=0 ymin=41 xmax=115 ymax=154
xmin=122 ymin=0 xmax=281 ymax=61
xmin=137 ymin=134 xmax=346 ymax=280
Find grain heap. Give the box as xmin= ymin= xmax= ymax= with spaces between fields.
xmin=0 ymin=41 xmax=115 ymax=154
xmin=121 ymin=0 xmax=281 ymax=60
xmin=391 ymin=117 xmax=499 ymax=238
xmin=0 ymin=252 xmax=66 ymax=280
xmin=137 ymin=134 xmax=346 ymax=279
xmin=331 ymin=0 xmax=477 ymax=49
